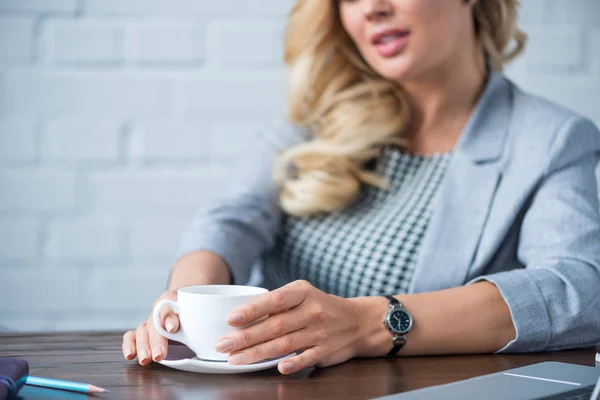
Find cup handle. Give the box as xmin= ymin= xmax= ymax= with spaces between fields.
xmin=152 ymin=299 xmax=185 ymax=342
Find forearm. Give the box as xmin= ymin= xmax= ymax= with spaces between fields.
xmin=167 ymin=251 xmax=232 ymax=290
xmin=352 ymin=281 xmax=516 ymax=357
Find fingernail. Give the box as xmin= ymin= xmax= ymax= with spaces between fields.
xmin=139 ymin=349 xmax=148 ymax=363
xmin=227 ymin=312 xmax=244 ymax=325
xmin=216 ymin=338 xmax=234 ymax=353
xmin=165 ymin=318 xmax=175 ymax=333
xmin=152 ymin=344 xmax=163 ymax=361
xmin=124 ymin=347 xmax=133 ymax=359
xmin=228 ymin=353 xmax=246 ymax=365
xmin=280 ymin=362 xmax=293 ymax=373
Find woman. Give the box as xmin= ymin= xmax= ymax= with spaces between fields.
xmin=122 ymin=0 xmax=600 ymax=375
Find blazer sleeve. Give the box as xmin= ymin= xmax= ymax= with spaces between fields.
xmin=173 ymin=120 xmax=307 ymax=285
xmin=470 ymin=116 xmax=600 ymax=353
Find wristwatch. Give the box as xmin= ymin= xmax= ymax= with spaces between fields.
xmin=382 ymin=295 xmax=413 ymax=358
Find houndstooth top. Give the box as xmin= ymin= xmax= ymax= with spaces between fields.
xmin=260 ymin=146 xmax=453 ymax=298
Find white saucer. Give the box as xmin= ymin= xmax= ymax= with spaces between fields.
xmin=158 ymin=343 xmax=295 ymax=374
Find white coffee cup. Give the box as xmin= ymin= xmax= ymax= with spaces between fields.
xmin=152 ymin=285 xmax=268 ymax=361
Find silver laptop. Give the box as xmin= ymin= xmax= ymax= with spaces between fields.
xmin=376 ymin=362 xmax=600 ymax=400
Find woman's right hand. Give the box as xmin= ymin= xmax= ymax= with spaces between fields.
xmin=122 ymin=290 xmax=180 ymax=365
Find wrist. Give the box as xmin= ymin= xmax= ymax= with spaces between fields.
xmin=168 ymin=251 xmax=232 ymax=290
xmin=348 ymin=296 xmax=394 ymax=358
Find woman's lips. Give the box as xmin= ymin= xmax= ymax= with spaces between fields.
xmin=373 ymin=33 xmax=409 ymax=58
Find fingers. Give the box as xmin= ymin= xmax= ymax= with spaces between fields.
xmin=122 ymin=330 xmax=136 ymax=360
xmin=135 ymin=322 xmax=152 ymax=365
xmin=123 ymin=290 xmax=179 ymax=365
xmin=277 ymin=347 xmax=323 ymax=375
xmin=217 ymin=307 xmax=309 ymax=354
xmin=154 ymin=290 xmax=179 ymax=333
xmin=147 ymin=290 xmax=179 ymax=362
xmin=158 ymin=305 xmax=180 ymax=335
xmin=147 ymin=315 xmax=169 ymax=362
xmin=123 ymin=312 xmax=178 ymax=364
xmin=228 ymin=280 xmax=312 ymax=327
xmin=227 ymin=329 xmax=318 ymax=366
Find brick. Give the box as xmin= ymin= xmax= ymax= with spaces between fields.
xmin=519 ymin=76 xmax=600 ymax=126
xmin=517 ymin=0 xmax=548 ymax=24
xmin=130 ymin=217 xmax=188 ymax=259
xmin=524 ymin=26 xmax=584 ymax=71
xmin=45 ymin=21 xmax=123 ymax=64
xmin=547 ymin=0 xmax=600 ymax=26
xmin=45 ymin=217 xmax=125 ymax=260
xmin=208 ymin=120 xmax=263 ymax=159
xmin=83 ymin=268 xmax=169 ymax=311
xmin=503 ymin=55 xmax=528 ymax=86
xmin=0 ymin=119 xmax=37 ymax=162
xmin=130 ymin=122 xmax=211 ymax=161
xmin=181 ymin=72 xmax=286 ymax=115
xmin=85 ymin=168 xmax=229 ymax=212
xmin=591 ymin=29 xmax=600 ymax=78
xmin=0 ymin=17 xmax=35 ymax=63
xmin=0 ymin=217 xmax=39 ymax=260
xmin=0 ymin=316 xmax=54 ymax=332
xmin=245 ymin=0 xmax=295 ymax=16
xmin=126 ymin=22 xmax=203 ymax=64
xmin=53 ymin=311 xmax=149 ymax=331
xmin=0 ymin=270 xmax=84 ymax=312
xmin=206 ymin=19 xmax=285 ymax=67
xmin=41 ymin=119 xmax=121 ymax=162
xmin=131 ymin=120 xmax=264 ymax=161
xmin=0 ymin=0 xmax=77 ymax=13
xmin=84 ymin=0 xmax=236 ymax=15
xmin=0 ymin=170 xmax=76 ymax=211
xmin=0 ymin=70 xmax=173 ymax=117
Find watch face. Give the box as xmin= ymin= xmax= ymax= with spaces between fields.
xmin=387 ymin=309 xmax=412 ymax=334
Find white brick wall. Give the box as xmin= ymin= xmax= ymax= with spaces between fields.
xmin=1 ymin=70 xmax=174 ymax=116
xmin=524 ymin=26 xmax=584 ymax=70
xmin=0 ymin=0 xmax=598 ymax=333
xmin=44 ymin=217 xmax=126 ymax=260
xmin=41 ymin=120 xmax=122 ymax=162
xmin=0 ymin=119 xmax=37 ymax=162
xmin=206 ymin=19 xmax=285 ymax=67
xmin=0 ymin=170 xmax=77 ymax=212
xmin=125 ymin=22 xmax=204 ymax=64
xmin=84 ymin=0 xmax=237 ymax=16
xmin=0 ymin=217 xmax=40 ymax=260
xmin=0 ymin=17 xmax=35 ymax=63
xmin=84 ymin=168 xmax=226 ymax=212
xmin=130 ymin=122 xmax=212 ymax=161
xmin=45 ymin=21 xmax=123 ymax=65
xmin=0 ymin=0 xmax=77 ymax=13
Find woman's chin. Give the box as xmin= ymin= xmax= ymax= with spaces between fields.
xmin=375 ymin=67 xmax=413 ymax=84
xmin=370 ymin=58 xmax=418 ymax=83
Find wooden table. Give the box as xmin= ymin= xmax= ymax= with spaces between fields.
xmin=0 ymin=332 xmax=596 ymax=400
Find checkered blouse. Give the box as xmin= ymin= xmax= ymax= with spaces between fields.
xmin=260 ymin=146 xmax=452 ymax=298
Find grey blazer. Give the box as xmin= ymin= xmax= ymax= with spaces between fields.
xmin=175 ymin=72 xmax=600 ymax=354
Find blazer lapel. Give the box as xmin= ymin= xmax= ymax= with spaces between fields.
xmin=410 ymin=72 xmax=513 ymax=293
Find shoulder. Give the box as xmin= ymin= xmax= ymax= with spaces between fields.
xmin=503 ymin=77 xmax=600 ymax=170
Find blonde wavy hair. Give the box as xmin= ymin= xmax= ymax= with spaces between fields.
xmin=274 ymin=0 xmax=527 ymax=217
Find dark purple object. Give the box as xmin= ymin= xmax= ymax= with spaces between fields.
xmin=0 ymin=358 xmax=28 ymax=400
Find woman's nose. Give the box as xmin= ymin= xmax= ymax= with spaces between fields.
xmin=363 ymin=0 xmax=393 ymax=21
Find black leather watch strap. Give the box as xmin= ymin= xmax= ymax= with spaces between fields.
xmin=384 ymin=294 xmax=400 ymax=306
xmin=385 ymin=335 xmax=406 ymax=358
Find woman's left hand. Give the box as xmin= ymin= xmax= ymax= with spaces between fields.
xmin=215 ymin=280 xmax=366 ymax=375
